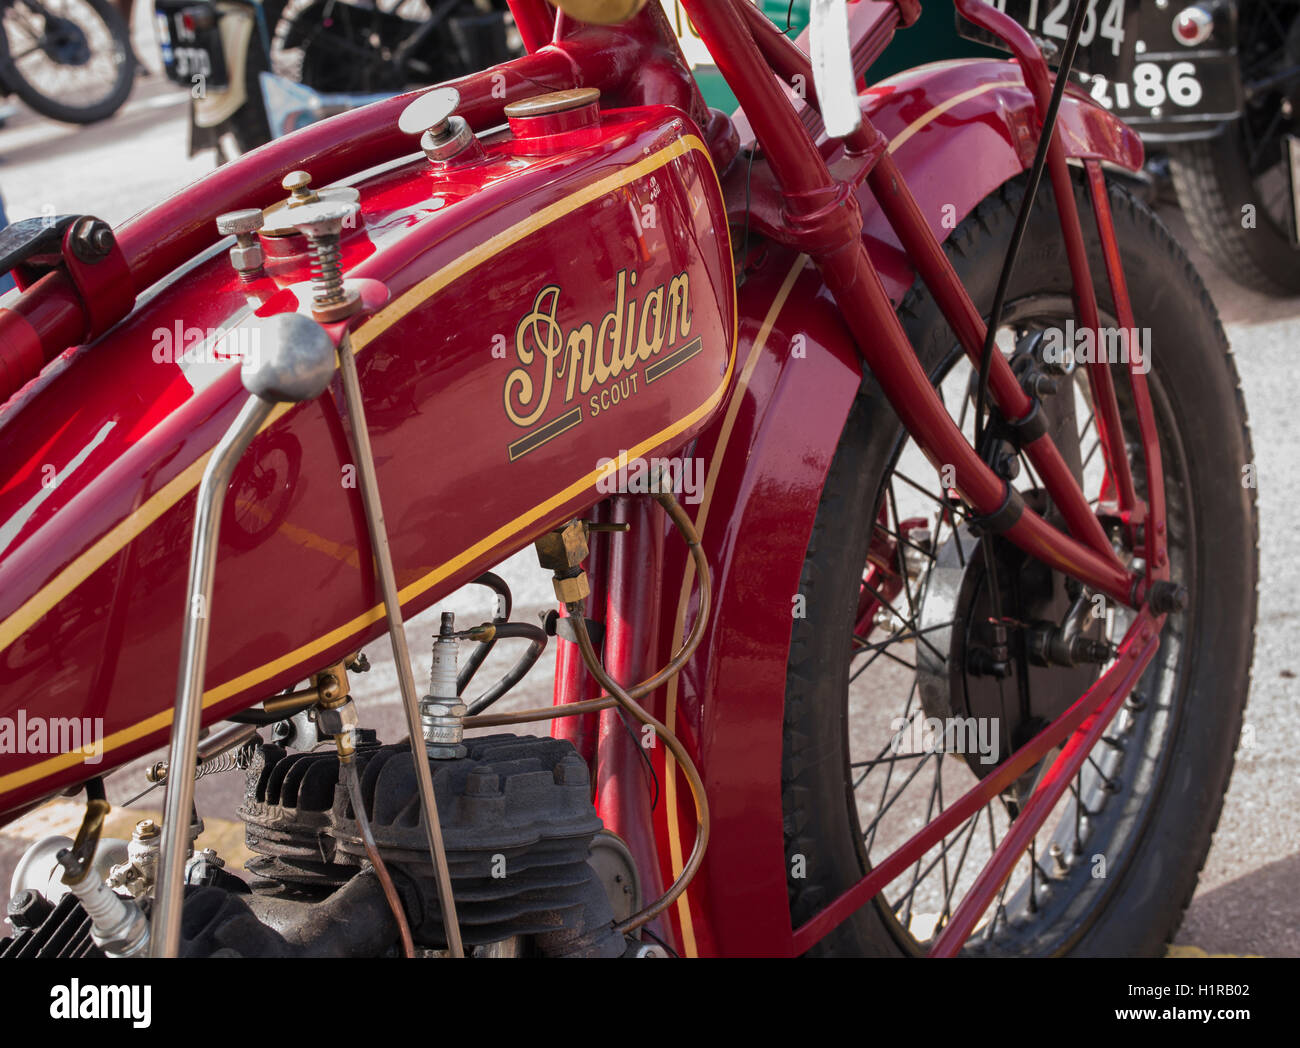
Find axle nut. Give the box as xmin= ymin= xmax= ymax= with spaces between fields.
xmin=1147 ymin=580 xmax=1188 ymax=615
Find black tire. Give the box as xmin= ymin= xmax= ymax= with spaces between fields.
xmin=1169 ymin=135 xmax=1300 ymax=297
xmin=783 ymin=172 xmax=1258 ymax=956
xmin=0 ymin=0 xmax=135 ymax=124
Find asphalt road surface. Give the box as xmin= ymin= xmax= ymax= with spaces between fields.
xmin=0 ymin=74 xmax=1294 ymax=956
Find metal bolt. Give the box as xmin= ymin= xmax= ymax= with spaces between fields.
xmin=290 ymin=200 xmax=361 ymax=323
xmin=465 ymin=767 xmax=501 ymax=796
xmin=69 ymin=217 xmax=114 ymax=262
xmin=633 ymin=943 xmax=669 ymax=958
xmin=1026 ymin=370 xmax=1059 ymax=397
xmin=216 ymin=208 xmax=265 ymax=282
xmin=553 ymin=753 xmax=589 ymax=786
xmin=134 ymin=819 xmax=160 ymax=841
xmin=7 ymin=888 xmax=53 ymax=930
xmin=1148 ymin=580 xmax=1187 ymax=614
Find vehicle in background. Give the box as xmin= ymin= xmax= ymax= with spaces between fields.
xmin=959 ymin=1 xmax=1300 ymax=297
xmin=152 ymin=0 xmax=518 ymax=161
xmin=0 ymin=0 xmax=136 ymax=124
xmin=671 ymin=0 xmax=992 ymax=109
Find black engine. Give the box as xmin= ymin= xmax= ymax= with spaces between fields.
xmin=3 ymin=733 xmax=629 ymax=959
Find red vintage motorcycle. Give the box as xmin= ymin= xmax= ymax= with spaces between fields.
xmin=0 ymin=0 xmax=1257 ymax=959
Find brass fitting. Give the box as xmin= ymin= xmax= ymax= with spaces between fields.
xmin=535 ymin=520 xmax=589 ymax=572
xmin=282 ymin=170 xmax=320 ymax=207
xmin=313 ymin=660 xmax=352 ymax=708
xmin=317 ymin=697 xmax=360 ymax=763
xmin=552 ymin=572 xmax=591 ymax=604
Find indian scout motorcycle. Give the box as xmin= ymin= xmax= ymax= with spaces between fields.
xmin=0 ymin=0 xmax=1257 ymax=959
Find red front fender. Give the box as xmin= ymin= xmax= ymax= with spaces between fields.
xmin=652 ymin=59 xmax=1145 ymax=956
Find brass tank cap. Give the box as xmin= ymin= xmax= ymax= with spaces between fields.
xmin=504 ymin=87 xmax=601 ymax=119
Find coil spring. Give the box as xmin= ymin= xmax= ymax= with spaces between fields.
xmin=310 ymin=237 xmax=346 ymax=306
xmin=194 ymin=741 xmax=256 ymax=782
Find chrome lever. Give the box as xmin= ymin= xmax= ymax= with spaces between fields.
xmin=809 ymin=0 xmax=863 ymax=138
xmin=150 ymin=312 xmax=337 ymax=958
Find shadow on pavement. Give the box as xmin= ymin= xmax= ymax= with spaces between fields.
xmin=1174 ymin=851 xmax=1300 ymax=957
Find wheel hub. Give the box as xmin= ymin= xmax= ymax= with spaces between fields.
xmin=915 ymin=497 xmax=1108 ymax=785
xmin=40 ymin=16 xmax=91 ymax=66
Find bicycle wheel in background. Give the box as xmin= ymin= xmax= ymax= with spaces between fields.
xmin=0 ymin=0 xmax=135 ymax=125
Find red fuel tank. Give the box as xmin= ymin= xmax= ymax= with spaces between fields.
xmin=0 ymin=100 xmax=735 ymax=817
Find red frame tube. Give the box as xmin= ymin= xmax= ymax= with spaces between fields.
xmin=926 ymin=615 xmax=1161 ymax=954
xmin=505 ymin=0 xmax=555 ymax=52
xmin=868 ymin=151 xmax=1122 ymax=565
xmin=682 ymin=0 xmax=1138 ymax=605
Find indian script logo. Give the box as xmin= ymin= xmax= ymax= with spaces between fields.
xmin=502 ymin=269 xmax=702 ymax=460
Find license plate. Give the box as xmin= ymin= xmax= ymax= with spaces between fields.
xmin=155 ymin=2 xmax=229 ymax=90
xmin=1080 ymin=53 xmax=1240 ymax=130
xmin=957 ymin=0 xmax=1141 ymax=84
xmin=956 ymin=0 xmax=1243 ymax=131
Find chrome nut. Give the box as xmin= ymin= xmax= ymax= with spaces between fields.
xmin=229 ymin=241 xmax=264 ymax=273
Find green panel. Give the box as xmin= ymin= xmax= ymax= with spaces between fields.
xmin=690 ymin=1 xmax=999 ymax=111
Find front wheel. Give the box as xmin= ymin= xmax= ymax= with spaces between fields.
xmin=782 ymin=172 xmax=1258 ymax=956
xmin=0 ymin=0 xmax=135 ymax=124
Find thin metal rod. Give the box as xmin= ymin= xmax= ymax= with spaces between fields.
xmin=152 ymin=394 xmax=274 ymax=958
xmin=342 ymin=758 xmax=416 ymax=957
xmin=335 ymin=330 xmax=464 ymax=958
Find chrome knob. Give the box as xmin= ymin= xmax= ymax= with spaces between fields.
xmin=240 ymin=312 xmax=337 ymax=404
xmin=288 ymin=199 xmax=359 ymax=241
xmin=216 ymin=208 xmax=264 ymax=236
xmin=399 ymin=87 xmax=478 ymax=164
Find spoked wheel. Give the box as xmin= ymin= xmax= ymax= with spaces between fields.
xmin=0 ymin=0 xmax=134 ymax=124
xmin=783 ymin=173 xmax=1258 ymax=956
